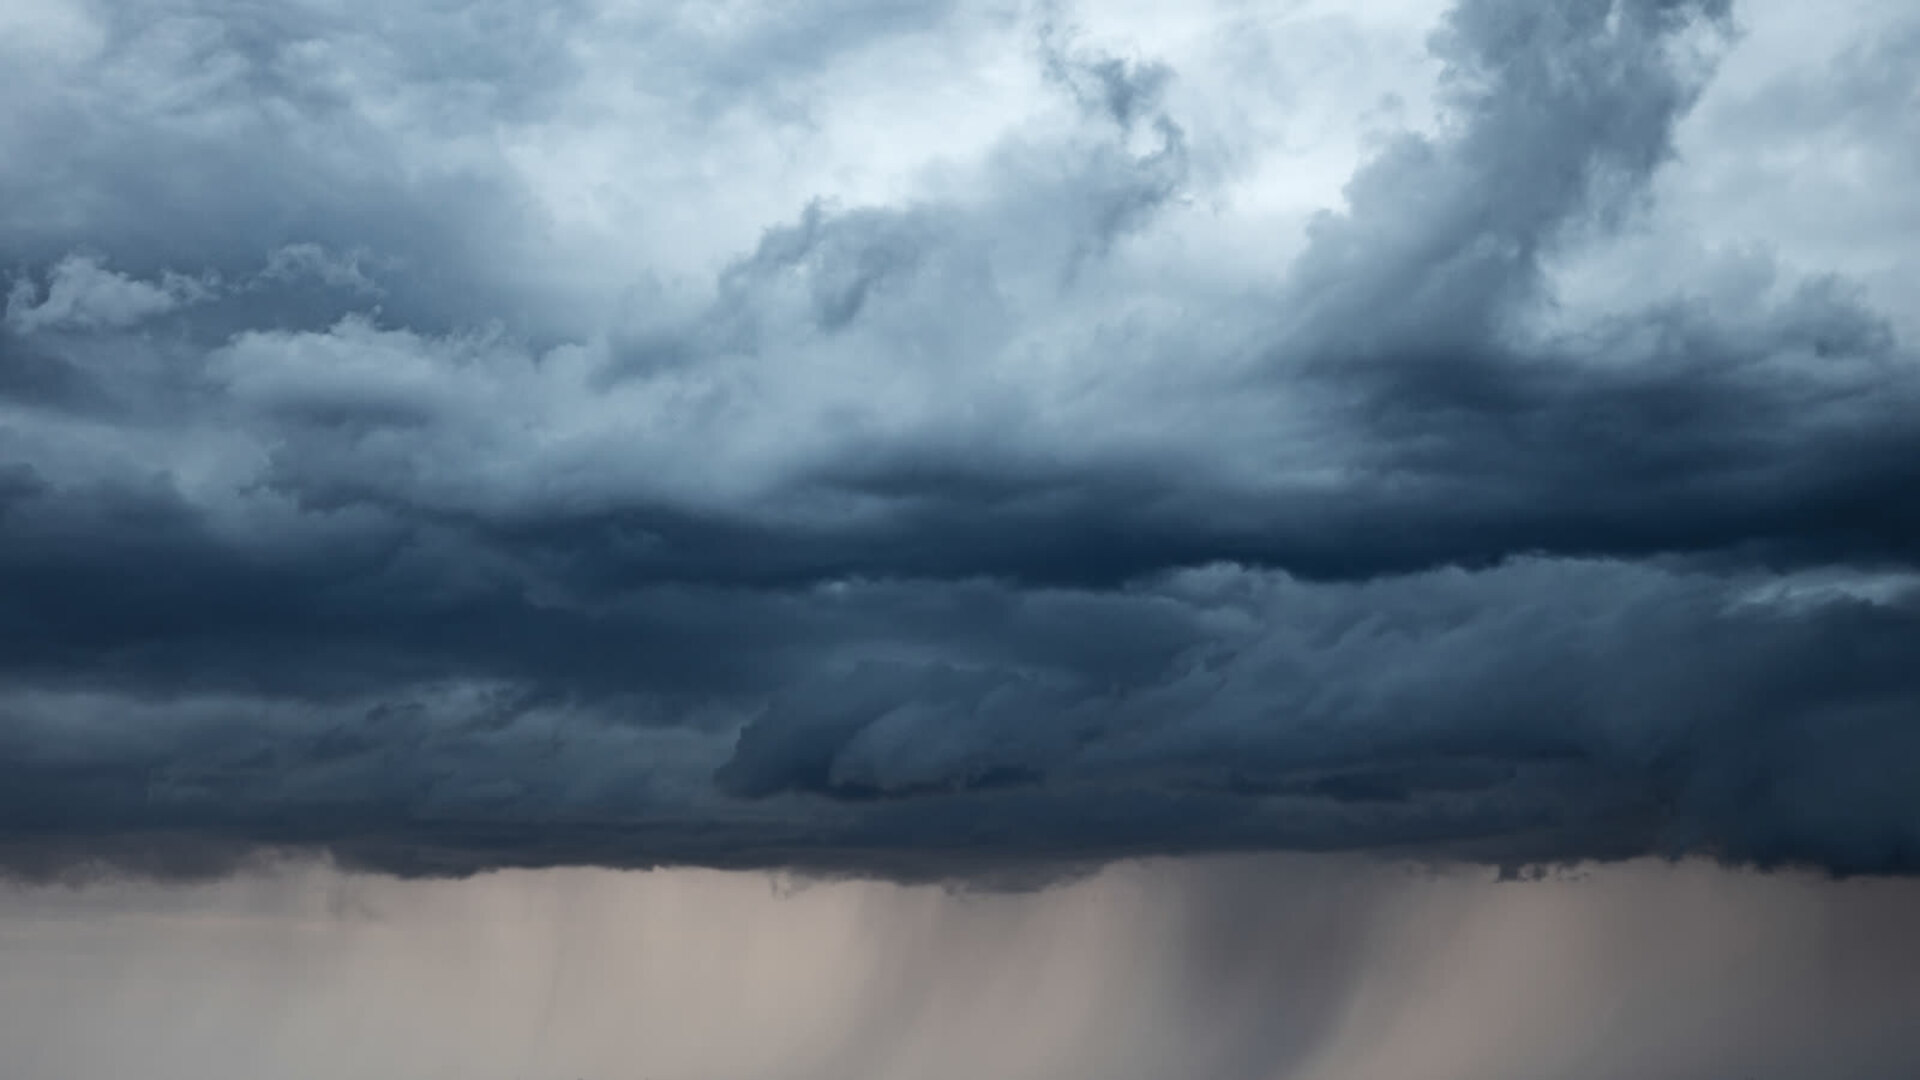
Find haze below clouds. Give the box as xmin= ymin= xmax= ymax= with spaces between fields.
xmin=4 ymin=857 xmax=1920 ymax=1080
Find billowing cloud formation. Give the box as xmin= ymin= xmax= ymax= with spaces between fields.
xmin=2 ymin=0 xmax=1917 ymax=880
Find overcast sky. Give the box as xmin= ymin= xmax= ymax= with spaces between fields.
xmin=4 ymin=0 xmax=1919 ymax=881
xmin=2 ymin=0 xmax=1919 ymax=1072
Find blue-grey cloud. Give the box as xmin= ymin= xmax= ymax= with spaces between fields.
xmin=1 ymin=0 xmax=1917 ymax=882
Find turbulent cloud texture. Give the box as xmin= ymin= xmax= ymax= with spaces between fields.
xmin=2 ymin=0 xmax=1918 ymax=880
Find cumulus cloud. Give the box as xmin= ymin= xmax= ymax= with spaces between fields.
xmin=1 ymin=0 xmax=1917 ymax=881
xmin=5 ymin=254 xmax=211 ymax=334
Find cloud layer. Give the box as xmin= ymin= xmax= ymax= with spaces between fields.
xmin=2 ymin=0 xmax=1918 ymax=880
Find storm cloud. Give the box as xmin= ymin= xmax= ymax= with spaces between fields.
xmin=2 ymin=0 xmax=1918 ymax=881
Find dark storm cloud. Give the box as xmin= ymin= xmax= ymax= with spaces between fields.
xmin=2 ymin=0 xmax=1918 ymax=881
xmin=5 ymin=560 xmax=1917 ymax=880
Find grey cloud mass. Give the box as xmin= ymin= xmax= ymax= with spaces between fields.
xmin=3 ymin=0 xmax=1919 ymax=882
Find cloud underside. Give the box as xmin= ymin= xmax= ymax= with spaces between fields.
xmin=2 ymin=0 xmax=1918 ymax=881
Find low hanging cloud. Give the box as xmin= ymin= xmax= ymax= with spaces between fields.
xmin=2 ymin=0 xmax=1918 ymax=882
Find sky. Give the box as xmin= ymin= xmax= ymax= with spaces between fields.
xmin=2 ymin=0 xmax=1919 ymax=1074
xmin=4 ymin=858 xmax=1920 ymax=1080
